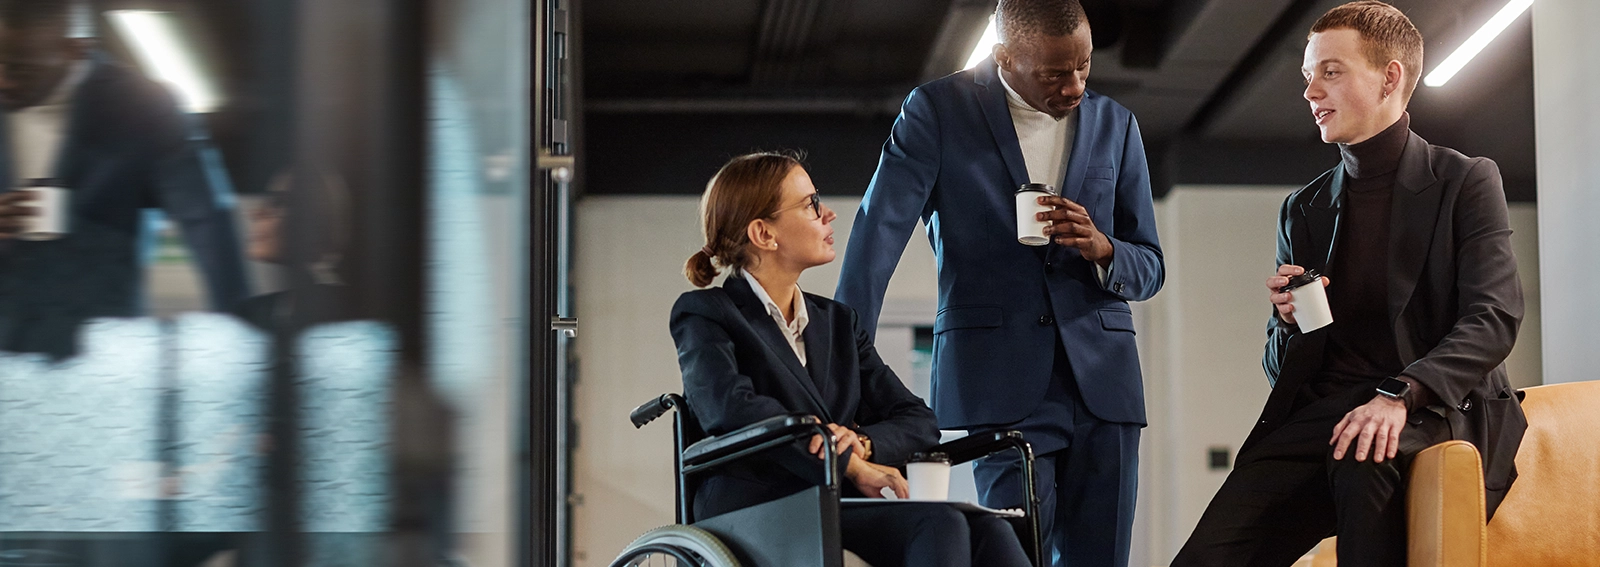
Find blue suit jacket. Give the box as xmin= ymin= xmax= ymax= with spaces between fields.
xmin=835 ymin=58 xmax=1163 ymax=427
xmin=671 ymin=274 xmax=939 ymax=519
xmin=0 ymin=58 xmax=249 ymax=358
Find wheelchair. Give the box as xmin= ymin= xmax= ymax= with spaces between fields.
xmin=610 ymin=393 xmax=1046 ymax=567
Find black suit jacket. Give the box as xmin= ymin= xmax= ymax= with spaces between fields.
xmin=1247 ymin=130 xmax=1527 ymax=516
xmin=670 ymin=273 xmax=940 ymax=519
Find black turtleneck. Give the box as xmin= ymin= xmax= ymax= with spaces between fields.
xmin=1312 ymin=113 xmax=1409 ymax=396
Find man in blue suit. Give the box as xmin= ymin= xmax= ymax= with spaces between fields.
xmin=834 ymin=1 xmax=1163 ymax=565
xmin=0 ymin=0 xmax=249 ymax=358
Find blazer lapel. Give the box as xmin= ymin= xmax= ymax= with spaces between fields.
xmin=1387 ymin=132 xmax=1443 ymax=345
xmin=1299 ymin=166 xmax=1345 ymax=273
xmin=1058 ymin=92 xmax=1099 ymax=204
xmin=53 ymin=61 xmax=103 ymax=185
xmin=974 ymin=58 xmax=1030 ymax=192
xmin=724 ymin=275 xmax=831 ymax=417
xmin=801 ymin=296 xmax=833 ymax=407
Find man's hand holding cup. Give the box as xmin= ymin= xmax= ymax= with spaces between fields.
xmin=0 ymin=191 xmax=39 ymax=239
xmin=1268 ymin=264 xmax=1333 ymax=331
xmin=1037 ymin=195 xmax=1113 ymax=267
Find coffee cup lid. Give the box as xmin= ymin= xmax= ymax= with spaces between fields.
xmin=1282 ymin=269 xmax=1322 ymax=291
xmin=908 ymin=451 xmax=950 ymax=464
xmin=1016 ymin=183 xmax=1056 ymax=195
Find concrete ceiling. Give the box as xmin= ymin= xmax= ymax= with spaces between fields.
xmin=581 ymin=0 xmax=1536 ymax=200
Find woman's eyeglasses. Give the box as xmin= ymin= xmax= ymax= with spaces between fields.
xmin=774 ymin=192 xmax=822 ymax=220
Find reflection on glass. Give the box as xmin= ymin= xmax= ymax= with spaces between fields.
xmin=0 ymin=319 xmax=164 ymax=532
xmin=0 ymin=0 xmax=248 ymax=360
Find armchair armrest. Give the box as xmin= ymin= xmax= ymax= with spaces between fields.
xmin=1408 ymin=440 xmax=1487 ymax=567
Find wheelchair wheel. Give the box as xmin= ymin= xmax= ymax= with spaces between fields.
xmin=609 ymin=524 xmax=740 ymax=567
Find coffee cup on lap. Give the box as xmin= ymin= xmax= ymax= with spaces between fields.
xmin=906 ymin=452 xmax=952 ymax=500
xmin=1281 ymin=269 xmax=1333 ymax=332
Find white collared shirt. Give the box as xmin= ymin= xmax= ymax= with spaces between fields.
xmin=9 ymin=60 xmax=91 ymax=183
xmin=998 ymin=71 xmax=1113 ymax=284
xmin=742 ymin=269 xmax=809 ymax=367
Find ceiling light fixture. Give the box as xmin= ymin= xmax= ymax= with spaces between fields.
xmin=1423 ymin=0 xmax=1534 ymax=87
xmin=107 ymin=10 xmax=220 ymax=113
xmin=963 ymin=14 xmax=1000 ymax=70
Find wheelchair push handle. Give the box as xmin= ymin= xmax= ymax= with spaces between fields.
xmin=631 ymin=393 xmax=685 ymax=429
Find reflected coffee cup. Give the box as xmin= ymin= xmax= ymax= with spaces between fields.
xmin=1015 ymin=183 xmax=1055 ymax=246
xmin=17 ymin=179 xmax=69 ymax=241
xmin=906 ymin=451 xmax=951 ymax=500
xmin=1282 ymin=269 xmax=1333 ymax=332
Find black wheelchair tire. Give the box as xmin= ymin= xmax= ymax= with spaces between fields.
xmin=610 ymin=524 xmax=740 ymax=567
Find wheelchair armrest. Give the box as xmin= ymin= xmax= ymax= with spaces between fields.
xmin=928 ymin=430 xmax=1029 ymax=466
xmin=682 ymin=414 xmax=824 ymax=468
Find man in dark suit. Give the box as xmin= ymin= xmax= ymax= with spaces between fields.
xmin=834 ymin=1 xmax=1163 ymax=565
xmin=0 ymin=0 xmax=249 ymax=358
xmin=1172 ymin=3 xmax=1526 ymax=566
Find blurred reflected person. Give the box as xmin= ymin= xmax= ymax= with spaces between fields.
xmin=0 ymin=0 xmax=248 ymax=357
xmin=673 ymin=153 xmax=1031 ymax=567
xmin=834 ymin=0 xmax=1163 ymax=565
xmin=236 ymin=171 xmax=349 ymax=329
xmin=1172 ymin=3 xmax=1526 ymax=566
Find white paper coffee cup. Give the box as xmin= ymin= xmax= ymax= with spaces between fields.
xmin=18 ymin=186 xmax=69 ymax=241
xmin=1015 ymin=183 xmax=1055 ymax=246
xmin=906 ymin=453 xmax=951 ymax=500
xmin=1286 ymin=273 xmax=1333 ymax=332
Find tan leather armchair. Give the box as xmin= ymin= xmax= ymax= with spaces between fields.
xmin=1316 ymin=380 xmax=1600 ymax=566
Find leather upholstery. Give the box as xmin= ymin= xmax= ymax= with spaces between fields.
xmin=1408 ymin=441 xmax=1486 ymax=567
xmin=1315 ymin=381 xmax=1600 ymax=566
xmin=1484 ymin=381 xmax=1600 ymax=566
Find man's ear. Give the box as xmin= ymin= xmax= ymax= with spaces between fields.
xmin=993 ymin=43 xmax=1010 ymax=71
xmin=1384 ymin=60 xmax=1404 ymax=98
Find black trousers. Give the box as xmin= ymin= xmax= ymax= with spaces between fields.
xmin=1171 ymin=384 xmax=1451 ymax=567
xmin=839 ymin=502 xmax=1032 ymax=567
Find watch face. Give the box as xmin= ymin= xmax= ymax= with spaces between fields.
xmin=1377 ymin=377 xmax=1409 ymax=398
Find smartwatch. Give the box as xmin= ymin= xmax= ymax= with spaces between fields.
xmin=1376 ymin=377 xmax=1411 ymax=407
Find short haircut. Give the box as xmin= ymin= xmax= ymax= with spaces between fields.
xmin=997 ymin=0 xmax=1086 ymax=46
xmin=1310 ymin=1 xmax=1424 ymax=101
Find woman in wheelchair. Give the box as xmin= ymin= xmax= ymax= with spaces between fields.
xmin=669 ymin=152 xmax=1032 ymax=567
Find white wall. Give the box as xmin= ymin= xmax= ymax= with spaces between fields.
xmin=570 ymin=190 xmax=1542 ymax=566
xmin=1532 ymin=0 xmax=1600 ymax=384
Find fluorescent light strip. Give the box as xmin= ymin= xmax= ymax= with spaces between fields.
xmin=107 ymin=10 xmax=219 ymax=113
xmin=1423 ymin=0 xmax=1534 ymax=87
xmin=963 ymin=14 xmax=1000 ymax=70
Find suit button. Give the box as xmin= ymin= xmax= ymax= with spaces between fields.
xmin=1459 ymin=399 xmax=1473 ymax=412
xmin=1038 ymin=315 xmax=1055 ymax=326
xmin=1113 ymin=282 xmax=1126 ymax=293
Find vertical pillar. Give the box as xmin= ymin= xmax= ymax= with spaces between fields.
xmin=1532 ymin=0 xmax=1600 ymax=384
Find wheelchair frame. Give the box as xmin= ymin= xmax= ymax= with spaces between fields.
xmin=628 ymin=393 xmax=1045 ymax=567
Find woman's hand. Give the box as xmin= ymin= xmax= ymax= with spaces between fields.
xmin=845 ymin=459 xmax=909 ymax=499
xmin=808 ymin=423 xmax=866 ymax=459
